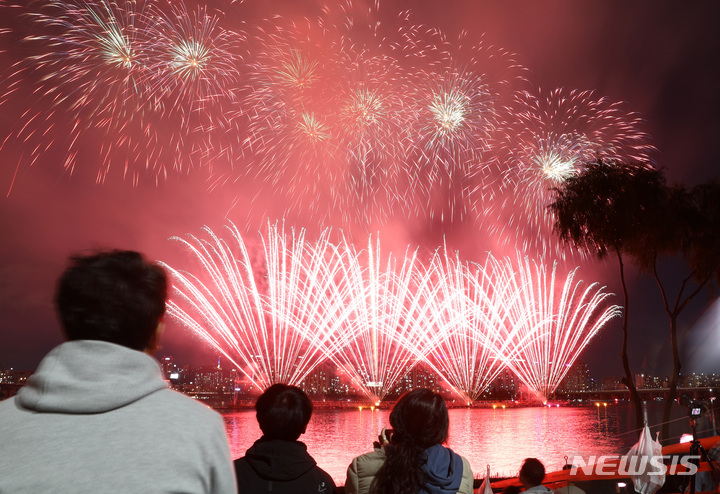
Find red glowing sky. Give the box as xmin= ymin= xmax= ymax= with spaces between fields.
xmin=1 ymin=0 xmax=719 ymax=378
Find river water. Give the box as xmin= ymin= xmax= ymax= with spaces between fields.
xmin=222 ymin=402 xmax=717 ymax=485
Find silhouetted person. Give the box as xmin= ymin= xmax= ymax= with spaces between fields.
xmin=234 ymin=383 xmax=335 ymax=493
xmin=0 ymin=250 xmax=236 ymax=493
xmin=519 ymin=458 xmax=550 ymax=494
xmin=345 ymin=388 xmax=474 ymax=494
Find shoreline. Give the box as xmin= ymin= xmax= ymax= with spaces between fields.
xmin=214 ymin=399 xmax=619 ymax=412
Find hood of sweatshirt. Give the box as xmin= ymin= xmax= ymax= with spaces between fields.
xmin=421 ymin=444 xmax=464 ymax=494
xmin=244 ymin=438 xmax=317 ymax=481
xmin=17 ymin=340 xmax=167 ymax=414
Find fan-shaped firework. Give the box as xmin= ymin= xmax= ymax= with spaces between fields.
xmin=421 ymin=252 xmax=513 ymax=403
xmin=163 ymin=223 xmax=620 ymax=401
xmin=321 ymin=238 xmax=437 ymax=403
xmin=161 ymin=223 xmax=339 ymax=389
xmin=499 ymin=255 xmax=623 ymax=402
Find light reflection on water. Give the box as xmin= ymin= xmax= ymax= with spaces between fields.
xmin=222 ymin=403 xmax=704 ymax=485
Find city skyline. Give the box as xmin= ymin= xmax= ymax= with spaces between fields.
xmin=5 ymin=353 xmax=719 ymax=403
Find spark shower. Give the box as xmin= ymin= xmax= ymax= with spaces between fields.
xmin=1 ymin=0 xmax=654 ymax=257
xmin=163 ymin=224 xmax=621 ymax=403
xmin=1 ymin=1 xmax=642 ymax=397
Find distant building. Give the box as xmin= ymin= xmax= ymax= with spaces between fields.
xmin=642 ymin=374 xmax=665 ymax=389
xmin=487 ymin=368 xmax=518 ymax=399
xmin=407 ymin=363 xmax=439 ymax=393
xmin=301 ymin=361 xmax=333 ymax=396
xmin=680 ymin=373 xmax=720 ymax=388
xmin=601 ymin=376 xmax=622 ymax=391
xmin=0 ymin=368 xmax=33 ymax=384
xmin=558 ymin=361 xmax=592 ymax=393
xmin=635 ymin=373 xmax=645 ymax=389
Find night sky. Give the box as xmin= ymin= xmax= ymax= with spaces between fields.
xmin=1 ymin=0 xmax=719 ymax=380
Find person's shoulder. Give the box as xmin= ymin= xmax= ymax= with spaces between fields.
xmin=233 ymin=454 xmax=251 ymax=470
xmin=233 ymin=455 xmax=253 ymax=480
xmin=456 ymin=454 xmax=474 ymax=494
xmin=0 ymin=396 xmax=19 ymax=417
xmin=146 ymin=388 xmax=224 ymax=424
xmin=352 ymin=448 xmax=386 ymax=463
xmin=349 ymin=448 xmax=386 ymax=475
xmin=0 ymin=395 xmax=17 ymax=409
xmin=315 ymin=464 xmax=336 ymax=484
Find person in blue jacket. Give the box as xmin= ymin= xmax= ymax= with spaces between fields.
xmin=234 ymin=383 xmax=336 ymax=493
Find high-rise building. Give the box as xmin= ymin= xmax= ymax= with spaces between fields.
xmin=558 ymin=361 xmax=591 ymax=392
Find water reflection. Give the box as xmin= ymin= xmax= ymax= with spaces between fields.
xmin=222 ymin=403 xmax=710 ymax=484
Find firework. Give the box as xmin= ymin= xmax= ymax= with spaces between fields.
xmin=320 ymin=238 xmax=436 ymax=403
xmin=1 ymin=0 xmax=244 ymax=186
xmin=162 ymin=223 xmax=339 ymax=389
xmin=396 ymin=23 xmax=527 ymax=223
xmin=1 ymin=0 xmax=151 ymax=184
xmin=421 ymin=252 xmax=513 ymax=402
xmin=497 ymin=255 xmax=622 ymax=401
xmin=143 ymin=2 xmax=240 ymax=111
xmin=485 ymin=87 xmax=655 ymax=258
xmin=163 ymin=223 xmax=620 ymax=402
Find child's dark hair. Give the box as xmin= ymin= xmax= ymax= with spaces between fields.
xmin=255 ymin=384 xmax=313 ymax=441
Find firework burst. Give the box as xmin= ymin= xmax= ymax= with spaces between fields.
xmin=2 ymin=0 xmax=657 ymax=262
xmin=143 ymin=2 xmax=240 ymax=109
xmin=2 ymin=0 xmax=151 ymax=184
xmin=485 ymin=87 xmax=655 ymax=259
xmin=2 ymin=0 xmax=243 ymax=186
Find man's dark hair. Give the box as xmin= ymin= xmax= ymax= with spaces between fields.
xmin=55 ymin=250 xmax=167 ymax=351
xmin=255 ymin=384 xmax=313 ymax=441
xmin=519 ymin=458 xmax=545 ymax=487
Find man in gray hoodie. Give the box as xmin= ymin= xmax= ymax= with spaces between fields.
xmin=0 ymin=250 xmax=236 ymax=494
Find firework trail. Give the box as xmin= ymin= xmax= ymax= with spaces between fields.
xmin=162 ymin=222 xmax=339 ymax=389
xmin=321 ymin=237 xmax=437 ymax=403
xmin=484 ymin=87 xmax=655 ymax=259
xmin=498 ymin=255 xmax=622 ymax=401
xmin=163 ymin=223 xmax=620 ymax=401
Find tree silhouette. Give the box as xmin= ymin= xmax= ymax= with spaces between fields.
xmin=549 ymin=160 xmax=666 ymax=433
xmin=632 ymin=180 xmax=720 ymax=442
